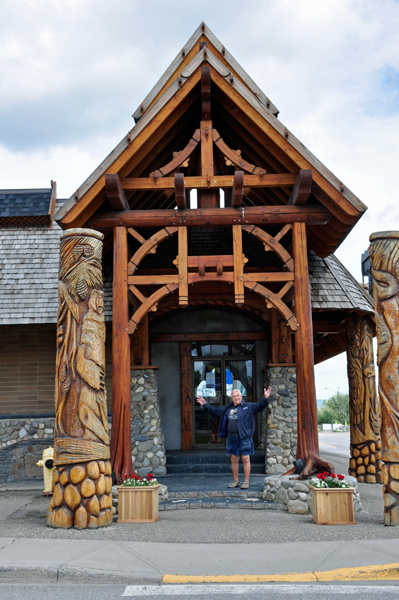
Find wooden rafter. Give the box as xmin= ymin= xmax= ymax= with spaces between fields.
xmin=89 ymin=205 xmax=331 ymax=230
xmin=120 ymin=173 xmax=297 ymax=191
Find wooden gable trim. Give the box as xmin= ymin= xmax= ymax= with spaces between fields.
xmin=210 ymin=68 xmax=365 ymax=223
xmin=57 ymin=69 xmax=201 ymax=229
xmin=132 ymin=22 xmax=278 ymax=123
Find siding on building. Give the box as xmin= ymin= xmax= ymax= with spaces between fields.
xmin=0 ymin=324 xmax=112 ymax=416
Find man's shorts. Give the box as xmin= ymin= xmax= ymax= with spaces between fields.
xmin=226 ymin=436 xmax=254 ymax=456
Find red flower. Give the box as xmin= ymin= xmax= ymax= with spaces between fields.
xmin=148 ymin=473 xmax=154 ymax=479
xmin=123 ymin=474 xmax=127 ymax=480
xmin=323 ymin=471 xmax=329 ymax=476
xmin=337 ymin=474 xmax=345 ymax=480
xmin=317 ymin=473 xmax=326 ymax=480
xmin=331 ymin=473 xmax=337 ymax=478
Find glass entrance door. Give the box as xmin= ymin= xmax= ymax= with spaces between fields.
xmin=193 ymin=360 xmax=223 ymax=445
xmin=192 ymin=343 xmax=255 ymax=447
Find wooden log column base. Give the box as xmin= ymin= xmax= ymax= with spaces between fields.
xmin=370 ymin=231 xmax=399 ymax=525
xmin=349 ymin=440 xmax=382 ymax=484
xmin=382 ymin=463 xmax=399 ymax=526
xmin=47 ymin=460 xmax=113 ymax=529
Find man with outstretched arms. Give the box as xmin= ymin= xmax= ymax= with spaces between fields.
xmin=197 ymin=386 xmax=272 ymax=489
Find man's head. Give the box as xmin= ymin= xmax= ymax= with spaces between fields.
xmin=231 ymin=390 xmax=242 ymax=406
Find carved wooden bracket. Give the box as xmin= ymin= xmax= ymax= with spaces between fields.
xmin=242 ymin=224 xmax=294 ymax=270
xmin=128 ymin=226 xmax=178 ymax=275
xmin=288 ymin=170 xmax=313 ymax=205
xmin=105 ymin=174 xmax=130 ymax=211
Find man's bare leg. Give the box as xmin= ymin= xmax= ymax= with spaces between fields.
xmin=230 ymin=455 xmax=239 ymax=482
xmin=242 ymin=455 xmax=251 ymax=483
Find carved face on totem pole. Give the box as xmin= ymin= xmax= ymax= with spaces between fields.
xmin=369 ymin=233 xmax=399 ymax=463
xmin=55 ymin=231 xmax=110 ymax=465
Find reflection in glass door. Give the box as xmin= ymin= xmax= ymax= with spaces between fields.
xmin=192 ymin=343 xmax=255 ymax=447
xmin=193 ymin=360 xmax=223 ymax=445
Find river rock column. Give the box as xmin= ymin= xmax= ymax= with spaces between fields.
xmin=369 ymin=231 xmax=399 ymax=525
xmin=48 ymin=229 xmax=113 ymax=529
xmin=346 ymin=314 xmax=382 ymax=483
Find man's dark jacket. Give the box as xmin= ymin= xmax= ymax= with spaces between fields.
xmin=203 ymin=397 xmax=269 ymax=439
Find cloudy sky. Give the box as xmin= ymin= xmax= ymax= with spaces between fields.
xmin=1 ymin=0 xmax=398 ymax=400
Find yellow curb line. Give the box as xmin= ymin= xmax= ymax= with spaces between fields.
xmin=163 ymin=562 xmax=399 ymax=583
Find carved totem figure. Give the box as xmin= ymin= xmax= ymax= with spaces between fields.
xmin=369 ymin=231 xmax=399 ymax=525
xmin=346 ymin=314 xmax=382 ymax=483
xmin=48 ymin=229 xmax=113 ymax=529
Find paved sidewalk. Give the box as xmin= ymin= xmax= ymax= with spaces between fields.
xmin=1 ymin=450 xmax=398 ymax=584
xmin=0 ymin=537 xmax=399 ymax=584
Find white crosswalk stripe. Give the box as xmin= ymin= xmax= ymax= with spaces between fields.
xmin=122 ymin=583 xmax=399 ymax=596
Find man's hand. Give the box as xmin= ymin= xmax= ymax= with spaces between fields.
xmin=197 ymin=396 xmax=206 ymax=406
xmin=264 ymin=386 xmax=272 ymax=399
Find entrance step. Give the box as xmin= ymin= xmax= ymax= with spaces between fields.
xmin=166 ymin=450 xmax=265 ymax=476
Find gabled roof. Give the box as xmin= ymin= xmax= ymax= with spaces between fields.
xmin=55 ymin=23 xmax=367 ymax=258
xmin=131 ymin=22 xmax=279 ymax=123
xmin=0 ymin=189 xmax=52 ymax=226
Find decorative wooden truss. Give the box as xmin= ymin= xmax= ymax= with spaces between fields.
xmin=126 ymin=223 xmax=297 ymax=335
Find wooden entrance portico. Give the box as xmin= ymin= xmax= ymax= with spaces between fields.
xmin=55 ymin=23 xmax=368 ymax=482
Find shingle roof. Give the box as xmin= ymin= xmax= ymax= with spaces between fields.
xmin=0 ymin=203 xmax=112 ymax=325
xmin=308 ymin=250 xmax=373 ymax=313
xmin=0 ymin=189 xmax=51 ymax=225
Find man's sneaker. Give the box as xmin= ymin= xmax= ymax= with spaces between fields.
xmin=227 ymin=480 xmax=240 ymax=488
xmin=241 ymin=482 xmax=250 ymax=489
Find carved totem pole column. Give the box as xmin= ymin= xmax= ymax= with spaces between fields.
xmin=369 ymin=231 xmax=399 ymax=525
xmin=346 ymin=314 xmax=382 ymax=483
xmin=48 ymin=229 xmax=113 ymax=529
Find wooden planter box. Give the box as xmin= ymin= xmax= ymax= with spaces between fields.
xmin=117 ymin=484 xmax=160 ymax=523
xmin=311 ymin=487 xmax=355 ymax=525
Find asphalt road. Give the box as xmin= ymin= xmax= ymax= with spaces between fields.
xmin=1 ymin=583 xmax=399 ymax=600
xmin=318 ymin=431 xmax=350 ymax=457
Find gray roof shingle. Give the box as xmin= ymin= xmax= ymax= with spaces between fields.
xmin=308 ymin=250 xmax=373 ymax=313
xmin=0 ymin=189 xmax=51 ymax=218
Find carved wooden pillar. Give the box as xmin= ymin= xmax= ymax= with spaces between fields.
xmin=48 ymin=229 xmax=113 ymax=529
xmin=346 ymin=314 xmax=382 ymax=483
xmin=370 ymin=231 xmax=399 ymax=525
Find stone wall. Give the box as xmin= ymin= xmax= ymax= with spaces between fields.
xmin=131 ymin=369 xmax=167 ymax=477
xmin=0 ymin=416 xmax=56 ymax=481
xmin=266 ymin=367 xmax=297 ymax=474
xmin=263 ymin=474 xmax=362 ymax=514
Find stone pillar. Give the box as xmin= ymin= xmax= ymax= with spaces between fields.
xmin=131 ymin=369 xmax=167 ymax=476
xmin=370 ymin=231 xmax=399 ymax=525
xmin=48 ymin=229 xmax=113 ymax=529
xmin=265 ymin=367 xmax=297 ymax=474
xmin=346 ymin=314 xmax=382 ymax=483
